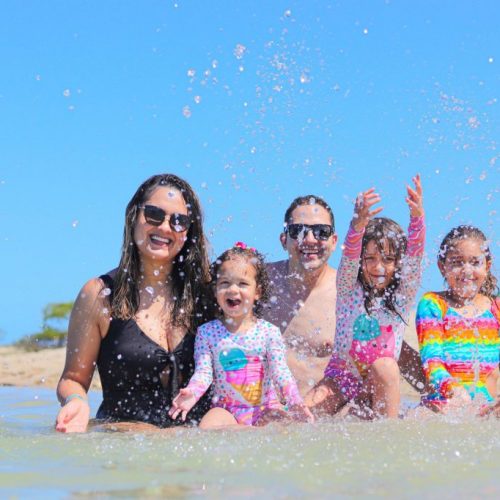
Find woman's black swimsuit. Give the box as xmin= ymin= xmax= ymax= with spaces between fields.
xmin=95 ymin=270 xmax=209 ymax=427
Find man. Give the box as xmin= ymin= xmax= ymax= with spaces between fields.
xmin=264 ymin=195 xmax=338 ymax=396
xmin=263 ymin=194 xmax=426 ymax=399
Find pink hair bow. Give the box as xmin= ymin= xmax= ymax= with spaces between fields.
xmin=234 ymin=241 xmax=256 ymax=252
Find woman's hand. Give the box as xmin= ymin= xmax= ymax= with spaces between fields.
xmin=352 ymin=188 xmax=383 ymax=232
xmin=405 ymin=174 xmax=424 ymax=218
xmin=55 ymin=398 xmax=90 ymax=433
xmin=169 ymin=388 xmax=196 ymax=421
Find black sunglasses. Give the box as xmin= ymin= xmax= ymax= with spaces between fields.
xmin=139 ymin=205 xmax=191 ymax=232
xmin=285 ymin=223 xmax=334 ymax=241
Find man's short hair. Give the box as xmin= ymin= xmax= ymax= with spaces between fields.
xmin=283 ymin=195 xmax=335 ymax=229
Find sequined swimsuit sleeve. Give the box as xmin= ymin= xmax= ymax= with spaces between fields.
xmin=397 ymin=216 xmax=425 ymax=311
xmin=186 ymin=325 xmax=214 ymax=402
xmin=333 ymin=224 xmax=364 ymax=356
xmin=266 ymin=324 xmax=302 ymax=405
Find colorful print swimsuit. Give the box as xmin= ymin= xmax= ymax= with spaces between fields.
xmin=324 ymin=216 xmax=425 ymax=399
xmin=186 ymin=318 xmax=303 ymax=425
xmin=416 ymin=292 xmax=500 ymax=403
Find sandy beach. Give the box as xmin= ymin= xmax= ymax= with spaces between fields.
xmin=0 ymin=346 xmax=102 ymax=390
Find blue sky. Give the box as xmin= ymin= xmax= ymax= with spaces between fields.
xmin=1 ymin=0 xmax=498 ymax=344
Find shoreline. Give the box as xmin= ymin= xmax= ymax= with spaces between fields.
xmin=0 ymin=343 xmax=420 ymax=399
xmin=0 ymin=346 xmax=102 ymax=390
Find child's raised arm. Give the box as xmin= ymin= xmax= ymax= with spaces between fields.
xmin=352 ymin=188 xmax=383 ymax=233
xmin=336 ymin=188 xmax=382 ymax=294
xmin=405 ymin=174 xmax=424 ymax=219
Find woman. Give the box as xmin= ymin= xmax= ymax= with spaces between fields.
xmin=55 ymin=174 xmax=213 ymax=432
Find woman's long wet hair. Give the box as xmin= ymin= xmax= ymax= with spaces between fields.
xmin=438 ymin=225 xmax=498 ymax=299
xmin=210 ymin=245 xmax=271 ymax=318
xmin=111 ymin=174 xmax=213 ymax=332
xmin=358 ymin=217 xmax=408 ymax=320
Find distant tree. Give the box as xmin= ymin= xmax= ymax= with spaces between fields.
xmin=16 ymin=301 xmax=73 ymax=351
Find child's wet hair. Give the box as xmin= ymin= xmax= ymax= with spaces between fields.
xmin=210 ymin=245 xmax=271 ymax=317
xmin=358 ymin=217 xmax=408 ymax=319
xmin=438 ymin=225 xmax=498 ymax=299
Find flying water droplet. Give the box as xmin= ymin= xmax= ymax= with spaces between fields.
xmin=233 ymin=44 xmax=246 ymax=60
xmin=182 ymin=106 xmax=192 ymax=118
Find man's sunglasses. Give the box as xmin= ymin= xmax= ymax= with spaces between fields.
xmin=139 ymin=205 xmax=191 ymax=232
xmin=285 ymin=223 xmax=334 ymax=241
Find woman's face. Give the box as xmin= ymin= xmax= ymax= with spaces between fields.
xmin=133 ymin=186 xmax=190 ymax=265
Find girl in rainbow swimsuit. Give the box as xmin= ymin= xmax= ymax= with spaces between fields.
xmin=169 ymin=242 xmax=314 ymax=428
xmin=416 ymin=225 xmax=499 ymax=413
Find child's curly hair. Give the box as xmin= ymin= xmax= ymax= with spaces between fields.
xmin=358 ymin=217 xmax=408 ymax=321
xmin=210 ymin=243 xmax=271 ymax=318
xmin=438 ymin=225 xmax=498 ymax=299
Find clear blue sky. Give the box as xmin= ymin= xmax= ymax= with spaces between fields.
xmin=1 ymin=0 xmax=498 ymax=344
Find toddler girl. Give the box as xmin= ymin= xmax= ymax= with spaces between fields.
xmin=416 ymin=225 xmax=499 ymax=412
xmin=306 ymin=176 xmax=425 ymax=418
xmin=169 ymin=242 xmax=314 ymax=428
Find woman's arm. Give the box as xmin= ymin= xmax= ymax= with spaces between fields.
xmin=55 ymin=278 xmax=108 ymax=433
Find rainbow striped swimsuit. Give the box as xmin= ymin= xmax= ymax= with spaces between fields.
xmin=416 ymin=292 xmax=500 ymax=402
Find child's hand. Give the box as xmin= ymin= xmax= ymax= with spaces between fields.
xmin=288 ymin=403 xmax=315 ymax=423
xmin=352 ymin=188 xmax=383 ymax=232
xmin=168 ymin=388 xmax=196 ymax=421
xmin=447 ymin=385 xmax=472 ymax=410
xmin=405 ymin=174 xmax=424 ymax=218
xmin=479 ymin=400 xmax=500 ymax=418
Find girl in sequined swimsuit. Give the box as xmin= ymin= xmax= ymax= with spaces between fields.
xmin=306 ymin=175 xmax=425 ymax=419
xmin=169 ymin=243 xmax=314 ymax=428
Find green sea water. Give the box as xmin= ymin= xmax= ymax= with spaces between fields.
xmin=1 ymin=386 xmax=499 ymax=498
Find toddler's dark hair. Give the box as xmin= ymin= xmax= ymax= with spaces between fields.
xmin=210 ymin=244 xmax=271 ymax=317
xmin=358 ymin=217 xmax=408 ymax=320
xmin=438 ymin=225 xmax=498 ymax=299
